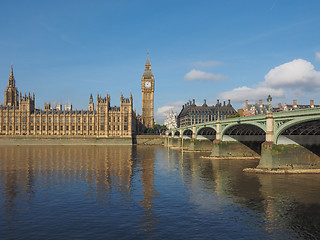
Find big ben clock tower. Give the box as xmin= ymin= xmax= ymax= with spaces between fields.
xmin=141 ymin=52 xmax=155 ymax=129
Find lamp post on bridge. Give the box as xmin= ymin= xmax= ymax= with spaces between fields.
xmin=266 ymin=94 xmax=274 ymax=143
xmin=267 ymin=95 xmax=272 ymax=113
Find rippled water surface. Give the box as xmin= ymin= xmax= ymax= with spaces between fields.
xmin=0 ymin=145 xmax=320 ymax=239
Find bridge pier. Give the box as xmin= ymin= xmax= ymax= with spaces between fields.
xmin=256 ymin=142 xmax=320 ymax=170
xmin=169 ymin=137 xmax=182 ymax=148
xmin=164 ymin=137 xmax=170 ymax=147
xmin=210 ymin=140 xmax=260 ymax=159
xmin=188 ymin=139 xmax=213 ymax=151
xmin=166 ymin=137 xmax=213 ymax=151
xmin=181 ymin=138 xmax=192 ymax=149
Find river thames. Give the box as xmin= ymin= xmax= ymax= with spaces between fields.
xmin=0 ymin=145 xmax=319 ymax=239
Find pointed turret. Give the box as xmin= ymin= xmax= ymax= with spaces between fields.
xmin=145 ymin=51 xmax=151 ymax=66
xmin=4 ymin=65 xmax=19 ymax=106
xmin=143 ymin=51 xmax=153 ymax=74
xmin=89 ymin=93 xmax=94 ymax=111
xmin=8 ymin=65 xmax=16 ymax=87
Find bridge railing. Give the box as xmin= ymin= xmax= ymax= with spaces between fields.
xmin=273 ymin=106 xmax=320 ymax=117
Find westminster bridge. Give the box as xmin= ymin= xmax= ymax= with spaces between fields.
xmin=166 ymin=107 xmax=320 ymax=171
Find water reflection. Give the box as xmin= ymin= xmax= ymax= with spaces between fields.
xmin=135 ymin=147 xmax=158 ymax=233
xmin=173 ymin=149 xmax=320 ymax=239
xmin=0 ymin=145 xmax=159 ymax=238
xmin=1 ymin=145 xmax=320 ymax=239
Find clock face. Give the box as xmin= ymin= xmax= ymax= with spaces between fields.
xmin=145 ymin=81 xmax=151 ymax=88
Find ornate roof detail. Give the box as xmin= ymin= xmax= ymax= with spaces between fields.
xmin=143 ymin=52 xmax=153 ymax=77
xmin=8 ymin=65 xmax=16 ymax=87
xmin=145 ymin=51 xmax=151 ymax=65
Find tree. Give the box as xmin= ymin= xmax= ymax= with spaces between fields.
xmin=164 ymin=110 xmax=177 ymax=130
xmin=146 ymin=128 xmax=155 ymax=134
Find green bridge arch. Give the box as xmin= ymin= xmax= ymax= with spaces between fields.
xmin=221 ymin=122 xmax=266 ymax=140
xmin=274 ymin=115 xmax=320 ymax=144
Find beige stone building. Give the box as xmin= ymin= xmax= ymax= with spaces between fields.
xmin=141 ymin=53 xmax=155 ymax=129
xmin=0 ymin=59 xmax=156 ymax=136
xmin=0 ymin=55 xmax=155 ymax=136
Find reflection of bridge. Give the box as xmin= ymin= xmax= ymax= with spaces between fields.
xmin=166 ymin=107 xmax=320 ymax=171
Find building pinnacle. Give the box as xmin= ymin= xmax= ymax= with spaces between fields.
xmin=8 ymin=64 xmax=15 ymax=87
xmin=145 ymin=51 xmax=151 ymax=66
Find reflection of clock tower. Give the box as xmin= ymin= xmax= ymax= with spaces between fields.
xmin=141 ymin=53 xmax=155 ymax=129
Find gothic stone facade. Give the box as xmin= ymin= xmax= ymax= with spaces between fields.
xmin=0 ymin=66 xmax=138 ymax=136
xmin=141 ymin=53 xmax=155 ymax=129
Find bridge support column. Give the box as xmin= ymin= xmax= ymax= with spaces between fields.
xmin=164 ymin=136 xmax=172 ymax=147
xmin=210 ymin=140 xmax=260 ymax=158
xmin=182 ymin=138 xmax=192 ymax=149
xmin=169 ymin=137 xmax=182 ymax=148
xmin=188 ymin=139 xmax=213 ymax=151
xmin=180 ymin=129 xmax=183 ymax=149
xmin=255 ymin=142 xmax=320 ymax=170
xmin=216 ymin=120 xmax=221 ymax=141
xmin=192 ymin=125 xmax=196 ymax=140
xmin=266 ymin=113 xmax=274 ymax=143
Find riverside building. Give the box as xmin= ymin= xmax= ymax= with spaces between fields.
xmin=177 ymin=99 xmax=237 ymax=127
xmin=0 ymin=55 xmax=155 ymax=136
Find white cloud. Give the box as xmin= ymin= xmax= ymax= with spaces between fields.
xmin=220 ymin=58 xmax=320 ymax=103
xmin=193 ymin=61 xmax=222 ymax=68
xmin=316 ymin=52 xmax=320 ymax=61
xmin=155 ymin=101 xmax=184 ymax=124
xmin=184 ymin=69 xmax=228 ymax=81
xmin=263 ymin=59 xmax=320 ymax=90
xmin=220 ymin=86 xmax=285 ymax=103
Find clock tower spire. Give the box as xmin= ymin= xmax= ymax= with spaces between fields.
xmin=141 ymin=52 xmax=155 ymax=129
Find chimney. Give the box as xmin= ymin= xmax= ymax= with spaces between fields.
xmin=245 ymin=100 xmax=248 ymax=109
xmin=293 ymin=99 xmax=297 ymax=106
xmin=278 ymin=103 xmax=283 ymax=110
xmin=228 ymin=99 xmax=231 ymax=106
xmin=204 ymin=99 xmax=206 ymax=105
xmin=259 ymin=99 xmax=263 ymax=106
xmin=192 ymin=99 xmax=195 ymax=105
xmin=310 ymin=100 xmax=314 ymax=107
xmin=223 ymin=101 xmax=226 ymax=106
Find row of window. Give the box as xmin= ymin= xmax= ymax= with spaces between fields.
xmin=1 ymin=116 xmax=129 ymax=124
xmin=189 ymin=111 xmax=235 ymax=116
xmin=2 ymin=124 xmax=128 ymax=132
xmin=5 ymin=132 xmax=127 ymax=136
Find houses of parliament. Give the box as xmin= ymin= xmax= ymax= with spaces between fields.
xmin=0 ymin=55 xmax=155 ymax=136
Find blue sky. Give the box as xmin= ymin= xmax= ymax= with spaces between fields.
xmin=1 ymin=0 xmax=320 ymax=123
